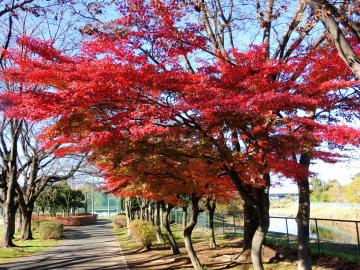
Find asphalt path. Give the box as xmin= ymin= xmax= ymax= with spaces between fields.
xmin=0 ymin=220 xmax=129 ymax=270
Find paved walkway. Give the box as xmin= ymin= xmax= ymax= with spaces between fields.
xmin=0 ymin=221 xmax=129 ymax=270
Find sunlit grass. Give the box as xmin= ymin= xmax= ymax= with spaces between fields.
xmin=0 ymin=228 xmax=62 ymax=263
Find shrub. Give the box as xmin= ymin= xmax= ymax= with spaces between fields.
xmin=112 ymin=214 xmax=127 ymax=229
xmin=130 ymin=220 xmax=156 ymax=250
xmin=32 ymin=219 xmax=46 ymax=231
xmin=39 ymin=221 xmax=64 ymax=240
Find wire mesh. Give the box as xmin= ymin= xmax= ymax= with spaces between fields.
xmin=170 ymin=208 xmax=360 ymax=260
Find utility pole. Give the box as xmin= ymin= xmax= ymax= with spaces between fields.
xmin=92 ymin=178 xmax=95 ymax=215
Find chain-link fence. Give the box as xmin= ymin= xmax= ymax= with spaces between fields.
xmin=170 ymin=209 xmax=360 ymax=261
xmin=32 ymin=190 xmax=123 ymax=218
xmin=83 ymin=190 xmax=123 ymax=218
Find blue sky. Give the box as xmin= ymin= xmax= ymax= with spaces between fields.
xmin=271 ymin=151 xmax=360 ymax=194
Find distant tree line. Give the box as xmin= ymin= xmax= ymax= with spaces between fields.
xmin=35 ymin=182 xmax=86 ymax=217
xmin=310 ymin=173 xmax=360 ymax=203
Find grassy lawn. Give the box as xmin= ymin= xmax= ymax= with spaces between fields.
xmin=265 ymin=232 xmax=360 ymax=263
xmin=0 ymin=228 xmax=62 ymax=263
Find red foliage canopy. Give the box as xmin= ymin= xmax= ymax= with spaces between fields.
xmin=1 ymin=0 xmax=359 ymax=199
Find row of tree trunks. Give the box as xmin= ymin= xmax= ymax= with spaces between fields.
xmin=124 ymin=193 xmax=267 ymax=270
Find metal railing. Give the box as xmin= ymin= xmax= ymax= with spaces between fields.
xmin=170 ymin=210 xmax=360 ymax=260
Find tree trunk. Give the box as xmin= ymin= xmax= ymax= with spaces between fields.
xmin=232 ymin=195 xmax=258 ymax=264
xmin=228 ymin=169 xmax=270 ymax=269
xmin=307 ymin=0 xmax=360 ymax=79
xmin=155 ymin=202 xmax=164 ymax=243
xmin=1 ymin=120 xmax=21 ymax=248
xmin=149 ymin=204 xmax=154 ymax=224
xmin=162 ymin=203 xmax=180 ymax=255
xmin=184 ymin=195 xmax=204 ymax=270
xmin=296 ymin=153 xmax=312 ymax=270
xmin=20 ymin=205 xmax=34 ymax=241
xmin=146 ymin=206 xmax=149 ymax=221
xmin=2 ymin=174 xmax=18 ymax=247
xmin=206 ymin=198 xmax=217 ymax=248
xmin=1 ymin=203 xmax=17 ymax=247
xmin=250 ymin=178 xmax=270 ymax=270
xmin=17 ymin=206 xmax=22 ymax=234
xmin=125 ymin=198 xmax=132 ymax=237
xmin=140 ymin=207 xmax=144 ymax=220
xmin=160 ymin=207 xmax=163 ymax=228
xmin=182 ymin=206 xmax=187 ymax=229
xmin=84 ymin=194 xmax=88 ymax=213
xmin=242 ymin=201 xmax=258 ymax=251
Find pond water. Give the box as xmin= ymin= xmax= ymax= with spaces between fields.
xmin=269 ymin=217 xmax=318 ymax=238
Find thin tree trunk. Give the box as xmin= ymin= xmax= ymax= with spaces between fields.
xmin=146 ymin=205 xmax=149 ymax=221
xmin=161 ymin=203 xmax=180 ymax=255
xmin=296 ymin=153 xmax=312 ymax=270
xmin=155 ymin=202 xmax=164 ymax=244
xmin=149 ymin=203 xmax=154 ymax=224
xmin=182 ymin=206 xmax=187 ymax=229
xmin=184 ymin=195 xmax=204 ymax=270
xmin=125 ymin=198 xmax=132 ymax=237
xmin=206 ymin=198 xmax=217 ymax=248
xmin=160 ymin=207 xmax=163 ymax=228
xmin=140 ymin=207 xmax=144 ymax=220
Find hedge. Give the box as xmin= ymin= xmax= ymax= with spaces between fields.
xmin=38 ymin=221 xmax=64 ymax=240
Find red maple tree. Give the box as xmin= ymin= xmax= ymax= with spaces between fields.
xmin=1 ymin=1 xmax=359 ymax=269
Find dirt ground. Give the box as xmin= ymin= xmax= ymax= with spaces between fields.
xmin=114 ymin=227 xmax=360 ymax=270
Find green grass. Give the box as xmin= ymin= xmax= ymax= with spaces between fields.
xmin=265 ymin=232 xmax=360 ymax=263
xmin=0 ymin=228 xmax=62 ymax=263
xmin=112 ymin=227 xmax=142 ymax=251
